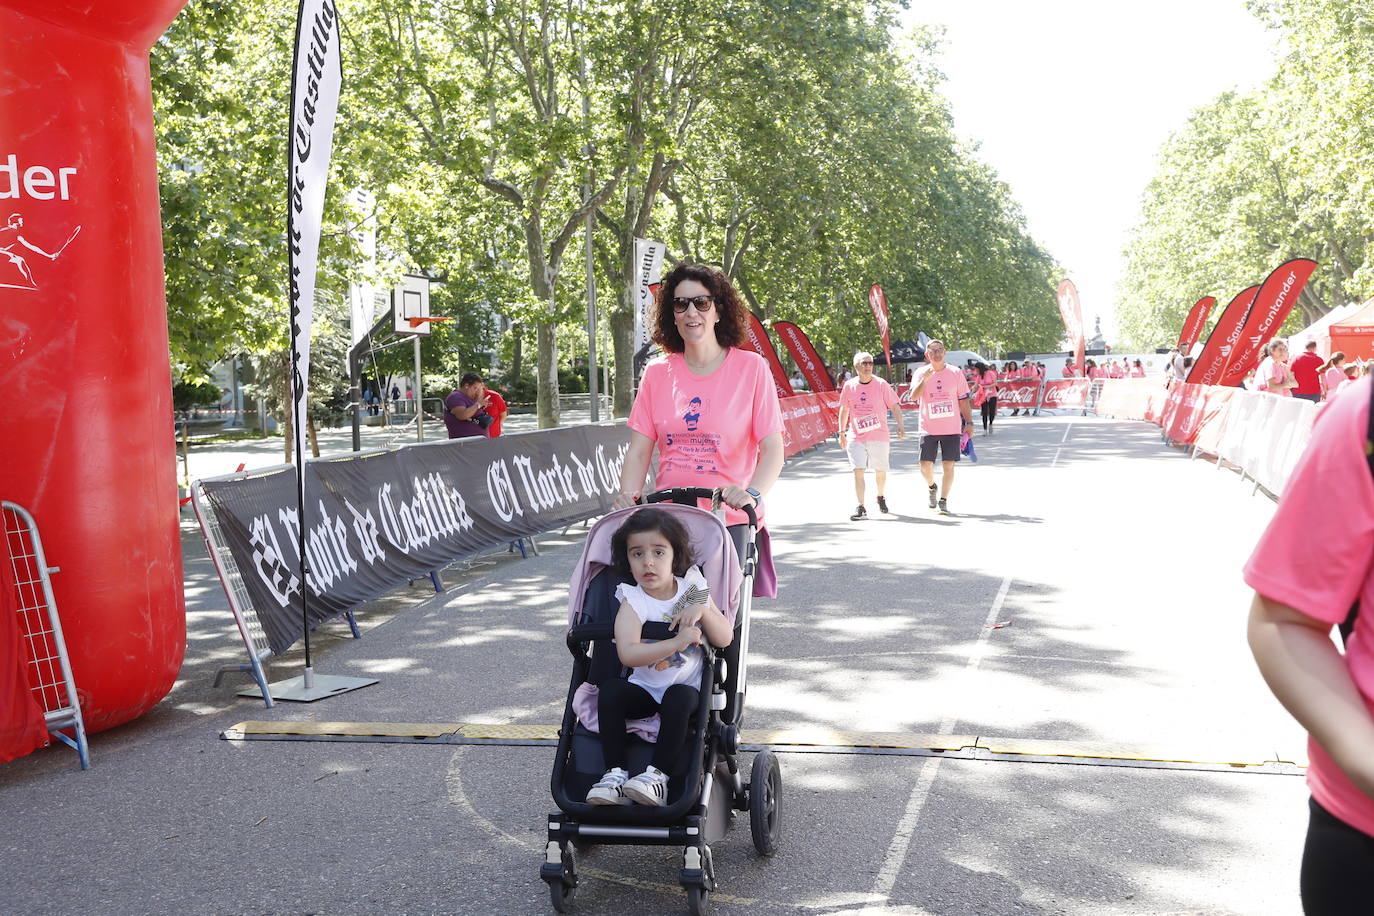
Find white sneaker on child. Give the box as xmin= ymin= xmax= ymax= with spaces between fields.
xmin=623 ymin=766 xmax=670 ymax=806
xmin=586 ymin=767 xmax=631 ymax=805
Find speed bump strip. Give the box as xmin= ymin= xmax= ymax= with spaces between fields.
xmin=222 ymin=721 xmax=1304 ymax=770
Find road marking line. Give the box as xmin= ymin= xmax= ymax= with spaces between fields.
xmin=871 ymin=573 xmax=1012 ymax=899
xmin=1061 ymin=422 xmax=1074 ymax=443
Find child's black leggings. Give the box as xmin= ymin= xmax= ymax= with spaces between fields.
xmin=1302 ymin=798 xmax=1374 ymax=914
xmin=981 ymin=398 xmax=997 ymax=428
xmin=598 ymin=679 xmax=698 ymax=773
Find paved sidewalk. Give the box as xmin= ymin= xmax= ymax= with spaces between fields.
xmin=4 ymin=413 xmax=1310 ymax=915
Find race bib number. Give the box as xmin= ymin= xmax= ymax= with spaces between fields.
xmin=853 ymin=413 xmax=882 ymax=433
xmin=928 ymin=399 xmax=955 ymax=419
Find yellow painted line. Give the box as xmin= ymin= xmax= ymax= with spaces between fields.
xmin=459 ymin=723 xmax=559 ymax=740
xmin=229 ymin=720 xmax=463 ymax=738
xmin=976 ymin=736 xmax=1284 ymax=768
xmin=225 ymin=721 xmax=1303 ymax=768
xmin=745 ymin=728 xmax=978 ymax=752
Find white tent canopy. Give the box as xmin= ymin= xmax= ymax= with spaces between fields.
xmin=1289 ymin=301 xmax=1362 ymax=358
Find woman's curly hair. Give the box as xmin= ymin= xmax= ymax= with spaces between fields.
xmin=652 ymin=263 xmax=749 ymax=352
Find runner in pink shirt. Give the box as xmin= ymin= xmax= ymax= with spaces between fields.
xmin=837 ymin=351 xmax=906 ymax=520
xmin=618 ymin=263 xmax=785 ymax=596
xmin=979 ymin=364 xmax=999 ymax=435
xmin=1247 ymin=376 xmax=1374 ymax=909
xmin=903 ymin=340 xmax=972 ymax=515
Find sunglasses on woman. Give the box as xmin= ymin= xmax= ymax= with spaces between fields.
xmin=672 ymin=295 xmax=717 ymax=313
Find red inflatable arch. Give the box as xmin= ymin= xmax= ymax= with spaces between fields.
xmin=2 ymin=0 xmax=190 ymax=733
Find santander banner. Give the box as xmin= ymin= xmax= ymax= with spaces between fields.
xmin=868 ymin=284 xmax=892 ymax=370
xmin=741 ymin=311 xmax=795 ymax=398
xmin=773 ymin=321 xmax=834 ymax=392
xmin=1187 ymin=285 xmax=1260 ymax=386
xmin=1177 ymin=296 xmax=1216 ymax=352
xmin=1056 ymin=279 xmax=1086 ymax=375
xmin=1218 ymin=258 xmax=1318 ymax=386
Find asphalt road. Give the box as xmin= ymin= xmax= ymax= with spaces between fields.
xmin=2 ymin=412 xmax=1312 ymax=915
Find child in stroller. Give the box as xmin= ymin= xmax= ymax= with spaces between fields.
xmin=542 ymin=489 xmax=782 ymax=915
xmin=585 ymin=508 xmax=733 ymax=807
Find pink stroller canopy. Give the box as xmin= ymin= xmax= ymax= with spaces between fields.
xmin=566 ymin=504 xmax=744 ymax=629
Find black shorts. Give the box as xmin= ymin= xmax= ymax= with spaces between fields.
xmin=919 ymin=433 xmax=961 ymax=462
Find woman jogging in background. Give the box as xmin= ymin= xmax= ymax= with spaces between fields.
xmin=1247 ymin=374 xmax=1374 ymax=914
xmin=978 ymin=361 xmax=999 ymax=435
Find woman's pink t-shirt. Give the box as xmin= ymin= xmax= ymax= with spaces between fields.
xmin=1245 ymin=382 xmax=1374 ymax=835
xmin=628 ymin=348 xmax=784 ymax=525
xmin=1325 ymin=367 xmax=1348 ymax=396
xmin=1256 ymin=356 xmax=1293 ymax=396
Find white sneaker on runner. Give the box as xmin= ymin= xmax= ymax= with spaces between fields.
xmin=623 ymin=766 xmax=670 ymax=806
xmin=586 ymin=767 xmax=631 ymax=805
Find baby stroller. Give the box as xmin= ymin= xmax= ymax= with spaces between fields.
xmin=541 ymin=487 xmax=782 ymax=915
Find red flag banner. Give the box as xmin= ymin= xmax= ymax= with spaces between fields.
xmin=1218 ymin=258 xmax=1319 ymax=386
xmin=1177 ymin=296 xmax=1216 ymax=352
xmin=1186 ymin=285 xmax=1260 ymax=385
xmin=779 ymin=391 xmax=841 ymax=456
xmin=773 ymin=321 xmax=834 ymax=392
xmin=1056 ymin=279 xmax=1086 ymax=375
xmin=741 ymin=311 xmax=795 ymax=397
xmin=868 ymin=284 xmax=892 ymax=370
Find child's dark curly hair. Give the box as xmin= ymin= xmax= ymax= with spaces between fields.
xmin=611 ymin=508 xmax=692 ymax=580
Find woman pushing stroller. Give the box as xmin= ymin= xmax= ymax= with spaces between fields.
xmin=585 ymin=509 xmax=733 ymax=806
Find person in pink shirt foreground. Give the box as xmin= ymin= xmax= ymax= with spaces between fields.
xmin=903 ymin=340 xmax=973 ymax=515
xmin=1247 ymin=375 xmax=1374 ymax=913
xmin=837 ymin=350 xmax=906 ymax=520
xmin=615 ymin=263 xmax=784 ymax=597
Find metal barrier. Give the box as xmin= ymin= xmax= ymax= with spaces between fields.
xmin=190 ymin=468 xmax=367 ymax=708
xmin=2 ymin=501 xmax=90 ymax=769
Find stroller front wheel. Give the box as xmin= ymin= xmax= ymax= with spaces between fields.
xmin=749 ymin=750 xmax=782 ymax=856
xmin=687 ymin=884 xmax=711 ymax=915
xmin=549 ymin=880 xmax=575 ymax=913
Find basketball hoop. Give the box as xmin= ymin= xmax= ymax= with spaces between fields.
xmin=407 ymin=316 xmax=452 ymax=328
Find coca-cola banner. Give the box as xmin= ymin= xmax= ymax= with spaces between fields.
xmin=1219 ymin=258 xmax=1319 ymax=386
xmin=197 ymin=423 xmax=630 ymax=655
xmin=779 ymin=391 xmax=840 ymax=456
xmin=1191 ymin=387 xmax=1237 ymax=454
xmin=1187 ymin=285 xmax=1260 ymax=385
xmin=773 ymin=321 xmax=834 ymax=392
xmin=741 ymin=311 xmax=795 ymax=398
xmin=1056 ymin=279 xmax=1086 ymax=375
xmin=1177 ymin=296 xmax=1216 ymax=352
xmin=998 ymin=378 xmax=1043 ymax=410
xmin=1040 ymin=379 xmax=1090 ymax=409
xmin=868 ymin=284 xmax=892 ymax=371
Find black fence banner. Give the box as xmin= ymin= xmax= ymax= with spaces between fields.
xmin=199 ymin=423 xmax=630 ymax=654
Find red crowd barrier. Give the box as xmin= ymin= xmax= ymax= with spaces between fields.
xmin=779 ymin=391 xmax=840 ymax=456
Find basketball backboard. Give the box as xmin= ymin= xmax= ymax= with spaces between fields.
xmin=392 ymin=274 xmax=432 ymax=336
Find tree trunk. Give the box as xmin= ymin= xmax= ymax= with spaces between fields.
xmin=307 ymin=416 xmax=320 ymax=458
xmin=536 ymin=319 xmax=560 ymax=428
xmin=612 ymin=310 xmax=635 ymax=417
xmin=280 ymin=354 xmax=293 ymax=464
xmin=511 ymin=321 xmax=523 ymax=381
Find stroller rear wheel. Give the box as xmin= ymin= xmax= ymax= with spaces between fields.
xmin=749 ymin=750 xmax=782 ymax=856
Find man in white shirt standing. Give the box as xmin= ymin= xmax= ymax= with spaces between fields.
xmin=838 ymin=351 xmax=905 ymax=520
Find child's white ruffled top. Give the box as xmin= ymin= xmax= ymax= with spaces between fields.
xmin=617 ymin=566 xmax=710 ymax=702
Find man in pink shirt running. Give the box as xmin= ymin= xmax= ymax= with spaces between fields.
xmin=904 ymin=340 xmax=973 ymax=515
xmin=837 ymin=350 xmax=906 ymax=520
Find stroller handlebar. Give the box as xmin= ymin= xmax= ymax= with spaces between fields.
xmin=641 ymin=487 xmax=758 ymax=529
